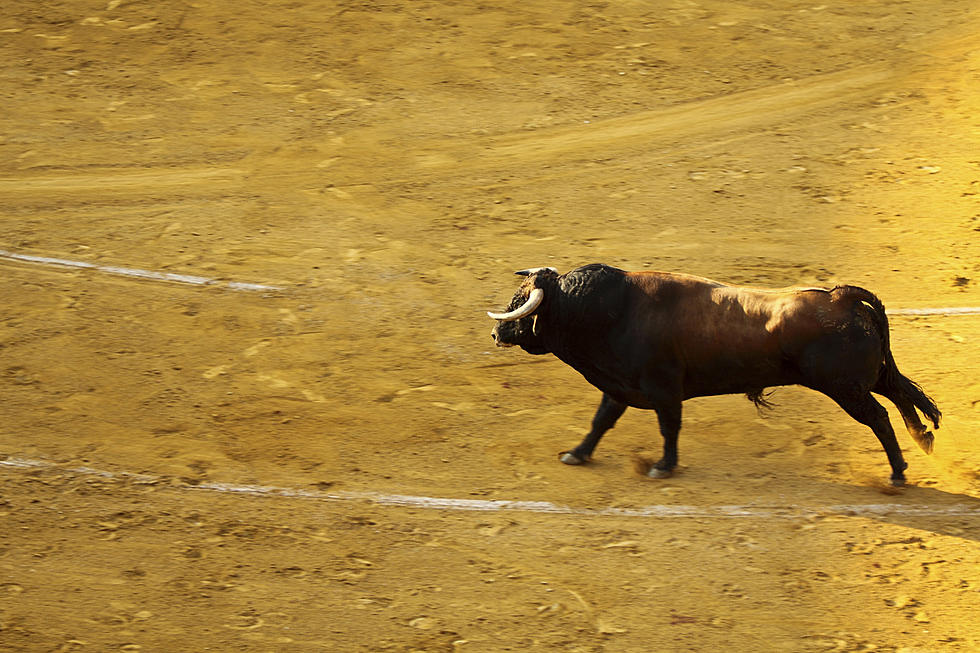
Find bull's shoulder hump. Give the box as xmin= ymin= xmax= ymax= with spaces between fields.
xmin=625 ymin=270 xmax=726 ymax=289
xmin=713 ymin=285 xmax=831 ymax=308
xmin=741 ymin=285 xmax=829 ymax=295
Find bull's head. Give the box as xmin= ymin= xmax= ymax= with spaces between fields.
xmin=488 ymin=267 xmax=559 ymax=355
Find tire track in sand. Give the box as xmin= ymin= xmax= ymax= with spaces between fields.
xmin=493 ymin=67 xmax=889 ymax=161
xmin=409 ymin=13 xmax=980 ymax=178
xmin=410 ymin=64 xmax=895 ymax=176
xmin=0 ymin=167 xmax=243 ymax=193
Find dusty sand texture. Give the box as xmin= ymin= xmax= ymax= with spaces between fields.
xmin=2 ymin=1 xmax=980 ymax=651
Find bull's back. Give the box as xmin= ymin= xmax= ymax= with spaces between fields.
xmin=624 ymin=271 xmax=812 ymax=338
xmin=623 ymin=273 xmax=843 ymax=397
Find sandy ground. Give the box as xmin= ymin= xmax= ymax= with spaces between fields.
xmin=2 ymin=1 xmax=980 ymax=651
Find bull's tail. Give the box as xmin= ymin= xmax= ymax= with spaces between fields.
xmin=882 ymin=351 xmax=942 ymax=430
xmin=840 ymin=286 xmax=942 ymax=452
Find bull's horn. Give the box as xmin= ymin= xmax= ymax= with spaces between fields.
xmin=515 ymin=267 xmax=557 ymax=276
xmin=487 ymin=288 xmax=544 ymax=321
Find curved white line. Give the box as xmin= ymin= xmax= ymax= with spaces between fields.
xmin=0 ymin=249 xmax=282 ymax=292
xmin=1 ymin=456 xmax=976 ymax=519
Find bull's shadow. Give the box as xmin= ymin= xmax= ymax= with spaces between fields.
xmin=824 ymin=482 xmax=980 ymax=542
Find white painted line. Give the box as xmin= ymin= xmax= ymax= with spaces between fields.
xmin=887 ymin=307 xmax=980 ymax=316
xmin=0 ymin=249 xmax=283 ymax=292
xmin=3 ymin=246 xmax=980 ymax=311
xmin=0 ymin=250 xmax=96 ymax=270
xmin=2 ymin=456 xmax=976 ymax=519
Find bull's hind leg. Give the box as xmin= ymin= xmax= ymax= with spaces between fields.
xmin=874 ymin=384 xmax=935 ymax=454
xmin=833 ymin=392 xmax=908 ymax=486
xmin=560 ymin=393 xmax=627 ymax=465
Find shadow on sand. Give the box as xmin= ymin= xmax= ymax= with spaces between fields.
xmin=805 ymin=478 xmax=980 ymax=541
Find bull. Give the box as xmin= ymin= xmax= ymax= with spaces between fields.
xmin=488 ymin=264 xmax=941 ymax=485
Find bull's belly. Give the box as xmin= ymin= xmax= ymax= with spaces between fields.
xmin=681 ymin=360 xmax=800 ymax=400
xmin=610 ymin=389 xmax=659 ymax=410
xmin=581 ymin=374 xmax=800 ymax=409
xmin=573 ymin=368 xmax=659 ymax=409
xmin=682 ymin=376 xmax=798 ymax=401
xmin=565 ymin=352 xmax=801 ymax=408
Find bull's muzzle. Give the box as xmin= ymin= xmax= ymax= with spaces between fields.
xmin=490 ymin=325 xmax=513 ymax=347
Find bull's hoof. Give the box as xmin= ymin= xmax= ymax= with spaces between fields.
xmin=559 ymin=451 xmax=587 ymax=465
xmin=890 ymin=475 xmax=907 ymax=487
xmin=647 ymin=467 xmax=674 ymax=479
xmin=913 ymin=430 xmax=935 ymax=455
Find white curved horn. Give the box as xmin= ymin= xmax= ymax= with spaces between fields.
xmin=515 ymin=267 xmax=557 ymax=276
xmin=487 ymin=288 xmax=544 ymax=321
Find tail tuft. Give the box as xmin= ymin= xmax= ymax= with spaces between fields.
xmin=746 ymin=388 xmax=776 ymax=412
xmin=887 ymin=368 xmax=942 ymax=430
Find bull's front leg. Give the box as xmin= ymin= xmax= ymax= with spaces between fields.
xmin=647 ymin=400 xmax=682 ymax=478
xmin=559 ymin=393 xmax=627 ymax=465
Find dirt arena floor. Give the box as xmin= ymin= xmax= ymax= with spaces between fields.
xmin=3 ymin=1 xmax=980 ymax=651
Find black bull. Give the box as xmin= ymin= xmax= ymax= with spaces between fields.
xmin=488 ymin=264 xmax=941 ymax=485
